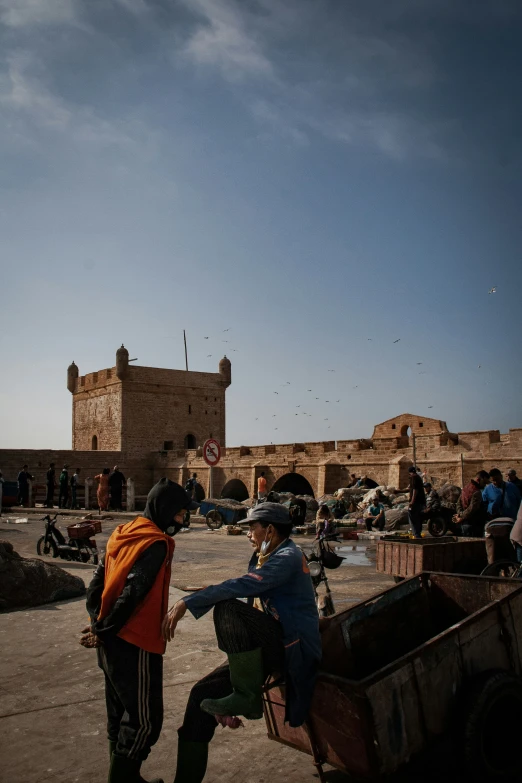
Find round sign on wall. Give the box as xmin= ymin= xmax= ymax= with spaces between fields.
xmin=203 ymin=438 xmax=221 ymax=467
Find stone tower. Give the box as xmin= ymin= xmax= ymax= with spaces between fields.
xmin=68 ymin=348 xmax=231 ymax=456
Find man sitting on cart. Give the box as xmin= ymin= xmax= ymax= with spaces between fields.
xmin=162 ymin=502 xmax=321 ymax=783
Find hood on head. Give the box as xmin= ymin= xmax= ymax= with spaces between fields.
xmin=143 ymin=478 xmax=198 ymax=535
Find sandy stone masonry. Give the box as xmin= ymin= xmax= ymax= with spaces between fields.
xmin=1 ymin=352 xmax=520 ymax=501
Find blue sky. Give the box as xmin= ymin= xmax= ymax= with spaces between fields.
xmin=1 ymin=0 xmax=521 ymax=450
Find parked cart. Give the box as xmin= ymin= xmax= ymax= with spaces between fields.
xmin=199 ymin=498 xmax=248 ymax=529
xmin=376 ymin=535 xmax=486 ymax=582
xmin=264 ymin=572 xmax=522 ymax=781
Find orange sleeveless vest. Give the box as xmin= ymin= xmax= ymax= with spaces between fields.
xmin=98 ymin=517 xmax=174 ymax=654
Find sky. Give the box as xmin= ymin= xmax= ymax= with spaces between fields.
xmin=1 ymin=0 xmax=521 ymax=450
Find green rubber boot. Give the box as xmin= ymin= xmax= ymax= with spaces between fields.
xmin=200 ymin=648 xmax=264 ymax=720
xmin=108 ymin=753 xmax=164 ymax=783
xmin=173 ymin=739 xmax=209 ymax=783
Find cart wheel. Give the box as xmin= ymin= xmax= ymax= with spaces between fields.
xmin=37 ymin=536 xmax=57 ymax=558
xmin=480 ymin=560 xmax=520 ymax=578
xmin=428 ymin=516 xmax=447 ymax=537
xmin=206 ymin=510 xmax=223 ymax=530
xmin=462 ymin=670 xmax=522 ymax=780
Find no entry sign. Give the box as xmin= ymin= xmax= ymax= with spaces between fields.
xmin=203 ymin=438 xmax=221 ymax=467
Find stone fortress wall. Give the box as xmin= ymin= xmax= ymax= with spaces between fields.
xmin=1 ymin=351 xmax=520 ymax=502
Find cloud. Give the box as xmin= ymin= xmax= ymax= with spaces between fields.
xmin=0 ymin=51 xmax=151 ymax=153
xmin=0 ymin=0 xmax=80 ymax=28
xmin=180 ymin=0 xmax=274 ymax=81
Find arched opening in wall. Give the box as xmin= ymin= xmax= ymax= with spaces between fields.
xmin=221 ymin=479 xmax=249 ymax=502
xmin=272 ymin=473 xmax=315 ymax=498
xmin=92 ymin=435 xmax=98 ymax=451
xmin=184 ymin=434 xmax=197 ymax=449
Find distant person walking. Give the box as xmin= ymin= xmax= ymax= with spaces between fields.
xmin=109 ymin=466 xmax=126 ymax=512
xmin=408 ymin=466 xmax=426 ymax=539
xmin=0 ymin=470 xmax=4 ymax=517
xmin=45 ymin=463 xmax=56 ymax=508
xmin=58 ymin=465 xmax=70 ymax=509
xmin=95 ymin=468 xmax=110 ymax=513
xmin=17 ymin=465 xmax=33 ymax=507
xmin=71 ymin=468 xmax=81 ymax=510
xmin=257 ymin=471 xmax=268 ymax=502
xmin=184 ymin=473 xmax=198 ymax=500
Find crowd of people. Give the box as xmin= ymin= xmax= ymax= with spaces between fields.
xmin=1 ymin=462 xmax=127 ymax=513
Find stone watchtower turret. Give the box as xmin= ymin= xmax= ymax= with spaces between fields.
xmin=67 ymin=361 xmax=79 ymax=394
xmin=68 ymin=348 xmax=231 ymax=455
xmin=219 ymin=355 xmax=232 ymax=387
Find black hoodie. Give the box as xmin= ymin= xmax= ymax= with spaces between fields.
xmin=86 ymin=479 xmax=194 ymax=639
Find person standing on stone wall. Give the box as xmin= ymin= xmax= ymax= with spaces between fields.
xmin=58 ymin=465 xmax=70 ymax=509
xmin=70 ymin=468 xmax=81 ymax=510
xmin=257 ymin=471 xmax=268 ymax=502
xmin=45 ymin=462 xmax=56 ymax=508
xmin=95 ymin=468 xmax=111 ymax=513
xmin=408 ymin=466 xmax=426 ymax=539
xmin=17 ymin=465 xmax=33 ymax=507
xmin=109 ymin=466 xmax=126 ymax=512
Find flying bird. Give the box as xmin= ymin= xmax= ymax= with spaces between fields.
xmin=336 ymin=400 xmax=340 ymax=402
xmin=488 ymin=287 xmax=497 ymax=294
xmin=204 ymin=337 xmax=209 ymax=339
xmin=419 ymin=372 xmax=426 ymax=375
xmin=222 ymin=340 xmax=229 ymax=343
xmin=207 ymin=354 xmax=212 ymax=357
xmin=428 ymin=406 xmax=433 ymax=409
xmin=325 ymin=401 xmax=330 ymax=403
xmin=328 ymin=370 xmax=335 ymax=372
xmin=393 ymin=339 xmax=401 ymax=343
xmin=478 ymin=365 xmax=481 ymax=369
xmin=274 ymin=391 xmax=279 ymax=394
xmin=223 ymin=328 xmax=231 ymax=331
xmin=255 ymin=418 xmax=259 ymax=420
xmin=324 ymin=418 xmax=329 ymax=421
xmin=272 ymin=415 xmax=276 ymax=417
xmin=353 ymin=386 xmax=358 ymax=389
xmin=296 ymin=405 xmax=301 ymax=408
xmin=416 ymin=362 xmax=423 ymax=365
xmin=367 ymin=338 xmax=372 ymax=341
xmin=307 ymin=389 xmax=312 ymax=392
xmin=315 ymin=397 xmax=319 ymax=400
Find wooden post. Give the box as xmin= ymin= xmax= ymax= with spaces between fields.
xmin=183 ymin=330 xmax=188 ymax=371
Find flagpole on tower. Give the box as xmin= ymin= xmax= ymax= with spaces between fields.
xmin=183 ymin=330 xmax=188 ymax=371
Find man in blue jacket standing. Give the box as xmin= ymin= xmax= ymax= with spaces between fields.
xmin=162 ymin=503 xmax=321 ymax=783
xmin=483 ymin=468 xmax=521 ymax=521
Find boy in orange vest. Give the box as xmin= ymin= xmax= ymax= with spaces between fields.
xmin=80 ymin=479 xmax=198 ymax=783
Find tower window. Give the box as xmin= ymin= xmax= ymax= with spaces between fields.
xmin=188 ymin=405 xmax=191 ymax=414
xmin=163 ymin=441 xmax=174 ymax=451
xmin=214 ymin=397 xmax=217 ymax=402
xmin=184 ymin=434 xmax=196 ymax=449
xmin=205 ymin=410 xmax=208 ymax=415
xmin=391 ymin=424 xmax=396 ymax=430
xmin=419 ymin=422 xmax=424 ymax=428
xmin=92 ymin=435 xmax=98 ymax=451
xmin=215 ymin=411 xmax=217 ymax=415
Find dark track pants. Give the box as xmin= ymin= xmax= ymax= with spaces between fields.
xmin=178 ymin=599 xmax=284 ymax=743
xmin=408 ymin=506 xmax=423 ymax=538
xmin=45 ymin=485 xmax=54 ymax=507
xmin=97 ymin=637 xmax=163 ymax=761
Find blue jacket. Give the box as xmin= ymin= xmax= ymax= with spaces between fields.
xmin=483 ymin=481 xmax=521 ymax=520
xmin=183 ymin=539 xmax=321 ymax=727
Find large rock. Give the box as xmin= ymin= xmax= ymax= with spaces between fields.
xmin=0 ymin=540 xmax=86 ymax=611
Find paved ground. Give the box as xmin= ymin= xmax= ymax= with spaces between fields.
xmin=0 ymin=511 xmax=457 ymax=782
